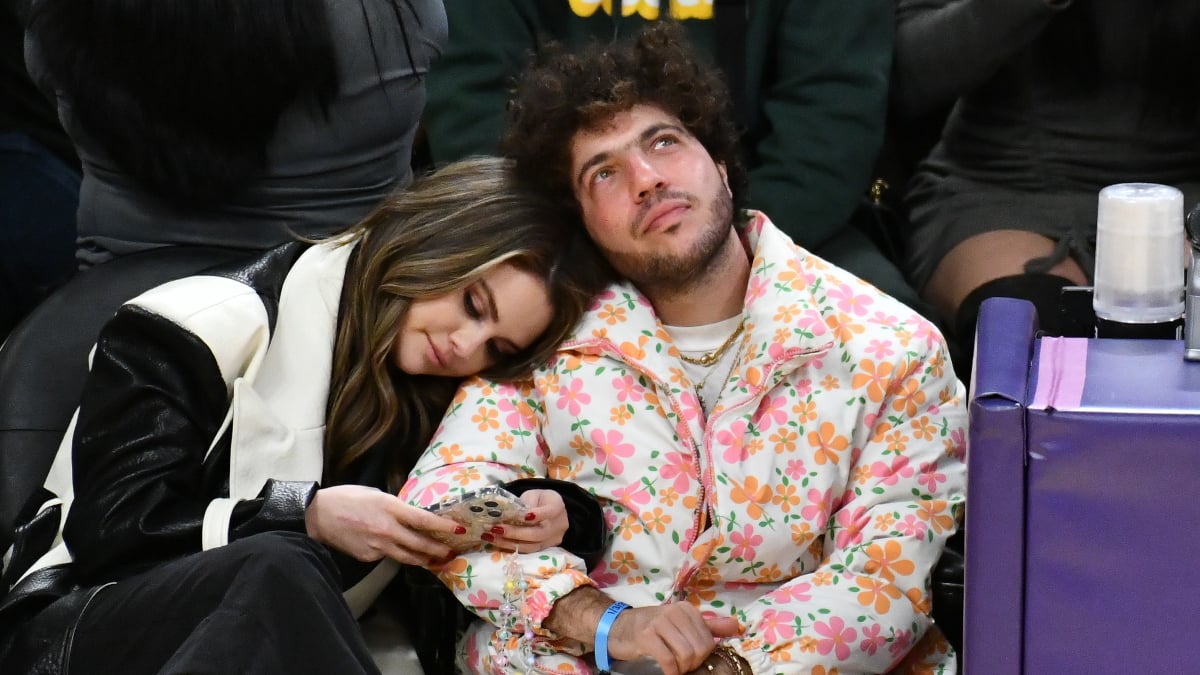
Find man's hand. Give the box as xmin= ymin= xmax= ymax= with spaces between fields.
xmin=544 ymin=587 xmax=743 ymax=675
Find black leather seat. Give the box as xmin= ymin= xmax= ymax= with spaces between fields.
xmin=0 ymin=245 xmax=247 ymax=556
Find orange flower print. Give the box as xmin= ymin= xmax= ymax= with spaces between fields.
xmin=471 ymin=406 xmax=499 ymax=431
xmin=874 ymin=512 xmax=897 ymax=532
xmin=851 ymin=358 xmax=895 ymax=403
xmin=855 ymin=575 xmax=903 ymax=614
xmin=619 ymin=334 xmax=651 ymax=361
xmin=870 ymin=420 xmax=893 ymax=444
xmin=891 ymin=378 xmax=927 ymax=417
xmin=451 ymin=465 xmax=482 ymax=487
xmin=793 ymin=399 xmax=818 ymax=424
xmin=435 ymin=442 xmax=464 ymax=464
xmin=611 ymin=550 xmax=639 ymax=575
xmin=545 ymin=454 xmax=575 ymax=480
xmin=808 ymin=421 xmax=849 ymax=465
xmin=791 ymin=521 xmax=815 ymax=546
xmin=813 ymin=571 xmax=834 ymax=587
xmin=568 ymin=433 xmax=594 ymax=459
xmin=774 ymin=303 xmax=803 ymax=323
xmin=495 ymin=432 xmax=514 ymax=450
xmin=798 ymin=635 xmax=819 ymax=654
xmin=770 ymin=427 xmax=799 ymax=454
xmin=826 ymin=312 xmax=866 ymax=344
xmin=779 ymin=257 xmax=812 ymax=291
xmin=597 ymin=303 xmax=627 ymax=325
xmin=497 ymin=398 xmax=537 ymax=431
xmin=884 ymin=429 xmax=910 ymax=454
xmin=910 ymin=415 xmax=936 ymax=441
xmin=644 ymin=507 xmax=672 ymax=534
xmin=729 ymin=475 xmax=773 ymax=520
xmin=928 ymin=350 xmax=945 ymax=378
xmin=615 ymin=513 xmax=644 ymax=541
xmin=820 ymin=374 xmax=840 ymax=391
xmin=610 ymin=405 xmax=633 ymax=425
xmin=811 ymin=667 xmax=840 ymax=675
xmin=916 ymin=500 xmax=956 ymax=534
xmin=773 ymin=483 xmax=801 ymax=512
xmin=864 ymin=540 xmax=916 ymax=582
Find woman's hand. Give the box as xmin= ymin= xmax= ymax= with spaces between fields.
xmin=305 ymin=484 xmax=465 ymax=566
xmin=482 ymin=488 xmax=569 ymax=553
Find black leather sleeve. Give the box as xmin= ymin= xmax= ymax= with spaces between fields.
xmin=62 ymin=306 xmax=315 ymax=583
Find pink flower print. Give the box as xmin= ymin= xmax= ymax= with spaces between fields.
xmin=496 ymin=398 xmax=534 ymax=431
xmin=613 ymin=480 xmax=653 ymax=507
xmin=917 ymin=461 xmax=947 ymax=493
xmin=828 ymin=283 xmax=874 ymax=317
xmin=866 ymin=339 xmax=895 ymax=360
xmin=776 ymin=581 xmax=812 ymax=603
xmin=755 ymin=395 xmax=789 ymax=429
xmin=468 ymin=590 xmax=491 ymax=609
xmin=747 ymin=274 xmax=769 ymax=303
xmin=870 ymin=311 xmax=900 ymax=328
xmin=871 ymin=455 xmax=914 ymax=486
xmin=912 ymin=319 xmax=939 ymax=351
xmin=759 ymin=608 xmax=798 ymax=644
xmin=888 ymin=628 xmax=914 ymax=658
xmin=945 ymin=427 xmax=967 ymax=461
xmin=556 ymin=377 xmax=591 ymax=416
xmin=767 ymin=341 xmax=789 ymax=361
xmin=613 ymin=374 xmax=645 ymax=403
xmin=795 ymin=313 xmax=827 ymax=338
xmin=591 ymin=428 xmax=635 ymax=475
xmin=814 ymin=616 xmax=857 ymax=661
xmin=794 ymin=378 xmax=814 ymax=397
xmin=785 ymin=458 xmax=806 ymax=481
xmin=896 ymin=513 xmax=928 ymax=539
xmin=729 ymin=524 xmax=763 ymax=561
xmin=716 ymin=420 xmax=751 ymax=463
xmin=590 ymin=561 xmax=619 ymax=587
xmin=800 ymin=488 xmax=832 ymax=526
xmin=659 ymin=451 xmax=698 ymax=494
xmin=859 ymin=623 xmax=886 ymax=655
xmin=834 ymin=505 xmax=869 ymax=548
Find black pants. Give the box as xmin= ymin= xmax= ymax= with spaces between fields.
xmin=61 ymin=531 xmax=379 ymax=675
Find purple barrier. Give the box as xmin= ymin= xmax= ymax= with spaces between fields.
xmin=971 ymin=297 xmax=1200 ymax=672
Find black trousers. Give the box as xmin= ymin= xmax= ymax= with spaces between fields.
xmin=61 ymin=531 xmax=380 ymax=675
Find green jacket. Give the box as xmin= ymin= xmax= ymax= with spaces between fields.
xmin=423 ymin=0 xmax=893 ymax=251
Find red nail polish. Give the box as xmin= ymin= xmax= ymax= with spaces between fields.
xmin=455 ymin=525 xmax=467 ymax=535
xmin=524 ymin=512 xmax=536 ymax=521
xmin=491 ymin=526 xmax=505 ymax=535
xmin=481 ymin=532 xmax=495 ymax=542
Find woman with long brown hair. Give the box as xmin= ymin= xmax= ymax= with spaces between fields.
xmin=0 ymin=156 xmax=612 ymax=674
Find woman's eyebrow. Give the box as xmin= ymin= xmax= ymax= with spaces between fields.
xmin=480 ymin=279 xmax=499 ymax=322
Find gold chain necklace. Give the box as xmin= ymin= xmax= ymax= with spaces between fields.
xmin=677 ymin=320 xmax=745 ymax=366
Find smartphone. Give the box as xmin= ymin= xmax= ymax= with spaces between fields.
xmin=426 ymin=485 xmax=528 ymax=551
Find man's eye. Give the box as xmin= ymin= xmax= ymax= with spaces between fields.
xmin=593 ymin=168 xmax=612 ymax=184
xmin=653 ymin=136 xmax=677 ymax=149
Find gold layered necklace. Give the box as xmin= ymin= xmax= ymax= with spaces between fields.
xmin=677 ymin=321 xmax=745 ymax=366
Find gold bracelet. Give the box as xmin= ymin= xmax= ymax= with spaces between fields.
xmin=710 ymin=645 xmax=748 ymax=675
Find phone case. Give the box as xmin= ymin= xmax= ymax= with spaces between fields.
xmin=426 ymin=485 xmax=528 ymax=550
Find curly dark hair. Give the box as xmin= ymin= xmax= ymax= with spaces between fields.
xmin=500 ymin=21 xmax=747 ymax=218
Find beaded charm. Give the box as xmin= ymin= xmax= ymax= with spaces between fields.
xmin=495 ymin=550 xmax=535 ymax=672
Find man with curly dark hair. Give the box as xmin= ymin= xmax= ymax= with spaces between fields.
xmin=404 ymin=21 xmax=967 ymax=675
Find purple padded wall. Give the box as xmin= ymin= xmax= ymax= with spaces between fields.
xmin=965 ymin=298 xmax=1038 ymax=675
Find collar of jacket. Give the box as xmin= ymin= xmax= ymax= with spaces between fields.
xmin=564 ymin=210 xmax=835 ymax=387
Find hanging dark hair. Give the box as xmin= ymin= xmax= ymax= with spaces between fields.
xmin=27 ymin=0 xmax=341 ymax=206
xmin=1041 ymin=1 xmax=1200 ymax=123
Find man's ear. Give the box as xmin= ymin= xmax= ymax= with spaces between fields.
xmin=718 ymin=162 xmax=732 ymax=196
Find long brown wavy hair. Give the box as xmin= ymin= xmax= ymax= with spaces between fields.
xmin=322 ymin=156 xmax=612 ymax=488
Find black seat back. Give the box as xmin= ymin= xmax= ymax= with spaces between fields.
xmin=0 ymin=246 xmax=248 ymax=555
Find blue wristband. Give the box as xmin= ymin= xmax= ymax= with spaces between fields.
xmin=594 ymin=601 xmax=631 ymax=673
